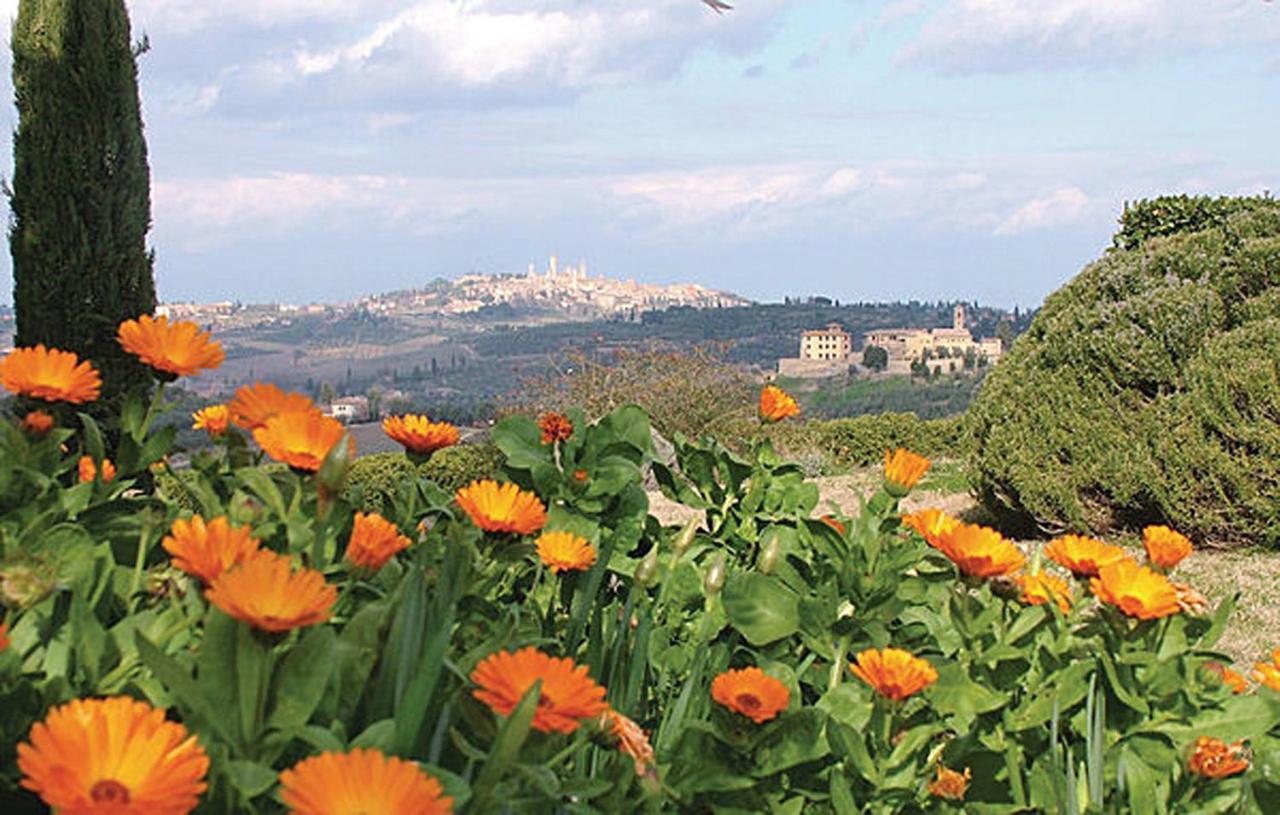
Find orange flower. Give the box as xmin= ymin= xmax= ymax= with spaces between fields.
xmin=254 ymin=410 xmax=352 ymax=472
xmin=1089 ymin=558 xmax=1181 ymax=620
xmin=192 ymin=405 xmax=230 ymax=437
xmin=927 ymin=765 xmax=971 ymax=801
xmin=471 ymin=647 xmax=608 ymax=734
xmin=1187 ymin=736 xmax=1250 ymax=779
xmin=711 ymin=666 xmax=790 ymax=724
xmin=206 ymin=550 xmax=336 ymax=633
xmin=572 ymin=468 xmax=589 ymax=483
xmin=932 ymin=522 xmax=1025 ymax=579
xmin=382 ymin=414 xmax=459 ymax=458
xmin=162 ymin=515 xmax=261 ymax=585
xmin=883 ymin=448 xmax=930 ymax=495
xmin=598 ymin=709 xmax=655 ymax=777
xmin=228 ymin=382 xmax=320 ymax=430
xmin=456 ymin=479 xmax=548 ymax=535
xmin=850 ymin=647 xmax=938 ymax=701
xmin=536 ymin=531 xmax=597 ymax=573
xmin=901 ymin=508 xmax=960 ymax=548
xmin=118 ymin=315 xmax=225 ymax=378
xmin=1204 ymin=662 xmax=1249 ymax=694
xmin=1044 ymin=534 xmax=1126 ymax=578
xmin=538 ymin=412 xmax=573 ymax=444
xmin=1252 ymin=649 xmax=1280 ymax=692
xmin=0 ymin=345 xmax=101 ymax=404
xmin=1016 ymin=571 xmax=1072 ymax=613
xmin=820 ymin=515 xmax=847 ymax=536
xmin=78 ymin=456 xmax=116 ymax=484
xmin=758 ymin=385 xmax=800 ymax=423
xmin=345 ymin=512 xmax=412 ymax=572
xmin=1143 ymin=525 xmax=1192 ymax=570
xmin=17 ymin=696 xmax=209 ymax=815
xmin=21 ymin=411 xmax=54 ymax=436
xmin=0 ymin=621 xmax=8 ymax=653
xmin=279 ymin=748 xmax=453 ymax=815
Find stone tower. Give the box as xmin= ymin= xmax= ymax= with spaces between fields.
xmin=953 ymin=303 xmax=966 ymax=331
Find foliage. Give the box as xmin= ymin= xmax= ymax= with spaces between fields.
xmin=10 ymin=0 xmax=156 ymax=408
xmin=764 ymin=413 xmax=967 ymax=473
xmin=967 ymin=196 xmax=1280 ymax=545
xmin=1113 ymin=194 xmax=1279 ymax=252
xmin=346 ymin=444 xmax=504 ymax=513
xmin=786 ymin=374 xmax=983 ymax=421
xmin=862 ymin=345 xmax=888 ymax=372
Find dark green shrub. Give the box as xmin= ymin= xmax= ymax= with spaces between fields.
xmin=763 ymin=413 xmax=966 ymax=472
xmin=967 ymin=196 xmax=1280 ymax=544
xmin=346 ymin=443 xmax=503 ymax=513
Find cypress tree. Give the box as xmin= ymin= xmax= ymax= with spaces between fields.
xmin=10 ymin=0 xmax=157 ymax=406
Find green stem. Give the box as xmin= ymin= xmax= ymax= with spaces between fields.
xmin=138 ymin=380 xmax=166 ymax=442
xmin=127 ymin=523 xmax=155 ymax=614
xmin=829 ymin=634 xmax=850 ymax=692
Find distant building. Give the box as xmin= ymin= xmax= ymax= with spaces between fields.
xmin=863 ymin=305 xmax=1002 ymax=375
xmin=778 ymin=322 xmax=854 ymax=378
xmin=325 ymin=396 xmax=369 ymax=424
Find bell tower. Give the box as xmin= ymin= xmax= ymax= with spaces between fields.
xmin=953 ymin=303 xmax=966 ymax=331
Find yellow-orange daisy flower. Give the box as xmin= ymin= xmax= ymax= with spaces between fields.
xmin=254 ymin=410 xmax=352 ymax=472
xmin=711 ymin=666 xmax=790 ymax=724
xmin=538 ymin=412 xmax=573 ymax=444
xmin=279 ymin=748 xmax=453 ymax=815
xmin=0 ymin=345 xmax=101 ymax=404
xmin=78 ymin=456 xmax=116 ymax=484
xmin=1089 ymin=558 xmax=1180 ymax=620
xmin=456 ymin=479 xmax=548 ymax=536
xmin=162 ymin=515 xmax=261 ymax=585
xmin=758 ymin=385 xmax=800 ymax=423
xmin=345 ymin=512 xmax=412 ymax=572
xmin=932 ymin=522 xmax=1025 ymax=579
xmin=382 ymin=414 xmax=460 ymax=458
xmin=1016 ymin=571 xmax=1072 ymax=613
xmin=1143 ymin=525 xmax=1192 ymax=571
xmin=1044 ymin=534 xmax=1126 ymax=578
xmin=883 ymin=448 xmax=930 ymax=495
xmin=118 ymin=315 xmax=224 ymax=378
xmin=21 ymin=411 xmax=54 ymax=436
xmin=471 ymin=647 xmax=608 ymax=734
xmin=192 ymin=405 xmax=230 ymax=437
xmin=1187 ymin=736 xmax=1250 ymax=779
xmin=598 ymin=709 xmax=655 ymax=777
xmin=535 ymin=531 xmax=597 ymax=573
xmin=17 ymin=696 xmax=209 ymax=815
xmin=1252 ymin=649 xmax=1280 ymax=692
xmin=206 ymin=550 xmax=336 ymax=633
xmin=901 ymin=508 xmax=960 ymax=548
xmin=927 ymin=765 xmax=971 ymax=801
xmin=850 ymin=647 xmax=938 ymax=702
xmin=228 ymin=382 xmax=320 ymax=430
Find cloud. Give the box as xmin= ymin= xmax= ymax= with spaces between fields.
xmin=901 ymin=0 xmax=1278 ymax=72
xmin=994 ymin=187 xmax=1091 ymax=235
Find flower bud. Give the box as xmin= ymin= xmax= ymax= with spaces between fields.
xmin=0 ymin=562 xmax=56 ymax=609
xmin=636 ymin=546 xmax=660 ymax=587
xmin=703 ymin=552 xmax=727 ymax=598
xmin=316 ymin=432 xmax=354 ymax=503
xmin=757 ymin=535 xmax=781 ymax=575
xmin=672 ymin=517 xmax=698 ymax=555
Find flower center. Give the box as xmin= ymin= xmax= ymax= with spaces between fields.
xmin=90 ymin=779 xmax=131 ymax=804
xmin=736 ymin=693 xmax=762 ymax=711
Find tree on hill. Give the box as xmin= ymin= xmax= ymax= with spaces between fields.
xmin=10 ymin=0 xmax=156 ymax=406
xmin=861 ymin=345 xmax=888 ymax=372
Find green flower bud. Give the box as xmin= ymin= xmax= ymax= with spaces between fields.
xmin=673 ymin=517 xmax=699 ymax=555
xmin=636 ymin=546 xmax=660 ymax=587
xmin=703 ymin=552 xmax=727 ymax=598
xmin=757 ymin=535 xmax=781 ymax=575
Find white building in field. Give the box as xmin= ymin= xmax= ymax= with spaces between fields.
xmin=863 ymin=305 xmax=1003 ymax=375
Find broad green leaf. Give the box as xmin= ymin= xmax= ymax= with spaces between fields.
xmin=722 ymin=572 xmax=800 ymax=646
xmin=267 ymin=626 xmax=336 ymax=731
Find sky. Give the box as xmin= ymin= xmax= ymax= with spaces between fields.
xmin=0 ymin=0 xmax=1276 ymax=308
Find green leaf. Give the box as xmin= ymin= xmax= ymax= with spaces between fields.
xmin=470 ymin=680 xmax=541 ymax=811
xmin=352 ymin=719 xmax=396 ymax=750
xmin=267 ymin=627 xmax=336 ymax=731
xmin=722 ymin=571 xmax=800 ymax=646
xmin=224 ymin=760 xmax=277 ymax=800
xmin=135 ymin=632 xmax=238 ymax=747
xmin=929 ymin=662 xmax=1009 ymax=718
xmin=753 ymin=709 xmax=829 ymax=777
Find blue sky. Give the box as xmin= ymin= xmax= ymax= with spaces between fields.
xmin=0 ymin=0 xmax=1276 ymax=308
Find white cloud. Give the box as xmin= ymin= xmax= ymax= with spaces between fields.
xmin=994 ymin=187 xmax=1091 ymax=235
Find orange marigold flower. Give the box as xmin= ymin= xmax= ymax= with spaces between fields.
xmin=17 ymin=696 xmax=209 ymax=815
xmin=572 ymin=468 xmax=589 ymax=483
xmin=538 ymin=412 xmax=574 ymax=444
xmin=228 ymin=382 xmax=320 ymax=430
xmin=1089 ymin=558 xmax=1181 ymax=620
xmin=456 ymin=479 xmax=548 ymax=536
xmin=820 ymin=515 xmax=847 ymax=536
xmin=850 ymin=647 xmax=938 ymax=702
xmin=758 ymin=384 xmax=800 ymax=423
xmin=1252 ymin=649 xmax=1280 ymax=692
xmin=382 ymin=414 xmax=460 ymax=458
xmin=345 ymin=512 xmax=412 ymax=572
xmin=0 ymin=621 xmax=8 ymax=653
xmin=118 ymin=315 xmax=225 ymax=378
xmin=1144 ymin=525 xmax=1192 ymax=571
xmin=883 ymin=448 xmax=930 ymax=495
xmin=711 ymin=666 xmax=790 ymax=724
xmin=192 ymin=405 xmax=230 ymax=437
xmin=1187 ymin=736 xmax=1250 ymax=779
xmin=254 ymin=410 xmax=352 ymax=472
xmin=927 ymin=765 xmax=971 ymax=801
xmin=598 ymin=709 xmax=655 ymax=777
xmin=471 ymin=647 xmax=608 ymax=734
xmin=78 ymin=456 xmax=116 ymax=484
xmin=1044 ymin=534 xmax=1126 ymax=578
xmin=932 ymin=522 xmax=1025 ymax=579
xmin=279 ymin=748 xmax=453 ymax=815
xmin=1204 ymin=662 xmax=1249 ymax=694
xmin=0 ymin=345 xmax=101 ymax=404
xmin=1016 ymin=571 xmax=1072 ymax=613
xmin=901 ymin=508 xmax=960 ymax=548
xmin=206 ymin=550 xmax=336 ymax=633
xmin=535 ymin=531 xmax=597 ymax=573
xmin=21 ymin=411 xmax=54 ymax=436
xmin=162 ymin=515 xmax=260 ymax=585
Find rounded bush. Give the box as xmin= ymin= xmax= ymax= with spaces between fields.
xmin=346 ymin=443 xmax=504 ymax=512
xmin=967 ymin=197 xmax=1280 ymax=544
